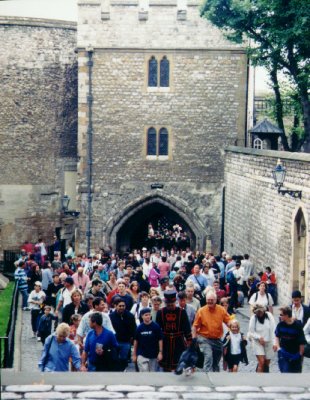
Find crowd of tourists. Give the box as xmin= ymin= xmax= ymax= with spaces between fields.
xmin=14 ymin=240 xmax=310 ymax=374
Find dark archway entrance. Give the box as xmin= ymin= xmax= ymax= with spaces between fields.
xmin=116 ymin=201 xmax=196 ymax=253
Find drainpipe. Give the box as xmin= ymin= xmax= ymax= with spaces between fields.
xmin=86 ymin=46 xmax=94 ymax=257
xmin=220 ymin=186 xmax=225 ymax=253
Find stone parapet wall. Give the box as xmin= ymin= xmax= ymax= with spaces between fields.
xmin=77 ymin=0 xmax=245 ymax=50
xmin=0 ymin=17 xmax=78 ymax=252
xmin=224 ymin=147 xmax=310 ymax=304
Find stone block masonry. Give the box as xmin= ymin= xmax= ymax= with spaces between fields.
xmin=0 ymin=17 xmax=78 ymax=253
xmin=76 ymin=0 xmax=248 ymax=254
xmin=224 ymin=147 xmax=310 ymax=304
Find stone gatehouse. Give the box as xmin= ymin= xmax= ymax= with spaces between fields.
xmin=76 ymin=0 xmax=247 ymax=254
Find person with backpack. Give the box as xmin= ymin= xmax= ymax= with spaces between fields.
xmin=248 ymin=281 xmax=273 ymax=314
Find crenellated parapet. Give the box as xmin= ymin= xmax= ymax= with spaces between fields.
xmin=77 ymin=0 xmax=245 ymax=50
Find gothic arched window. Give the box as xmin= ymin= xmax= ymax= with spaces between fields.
xmin=160 ymin=56 xmax=169 ymax=87
xmin=146 ymin=127 xmax=170 ymax=158
xmin=148 ymin=56 xmax=158 ymax=87
xmin=159 ymin=127 xmax=168 ymax=155
xmin=147 ymin=55 xmax=170 ymax=88
xmin=147 ymin=127 xmax=157 ymax=155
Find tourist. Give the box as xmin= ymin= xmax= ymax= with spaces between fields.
xmin=132 ymin=308 xmax=163 ymax=372
xmin=36 ymin=238 xmax=48 ymax=266
xmin=261 ymin=266 xmax=277 ymax=304
xmin=27 ymin=262 xmax=41 ymax=293
xmin=248 ymin=281 xmax=273 ymax=314
xmin=247 ymin=304 xmax=276 ymax=372
xmin=41 ymin=261 xmax=53 ymax=292
xmin=62 ymin=289 xmax=89 ymax=324
xmin=291 ymin=290 xmax=310 ymax=327
xmin=111 ymin=280 xmax=134 ymax=311
xmin=110 ymin=297 xmax=137 ymax=371
xmin=72 ymin=266 xmax=90 ymax=293
xmin=150 ymin=295 xmax=162 ymax=322
xmin=106 ymin=271 xmax=118 ymax=293
xmin=37 ymin=305 xmax=57 ymax=345
xmin=148 ymin=263 xmax=160 ymax=288
xmin=186 ymin=264 xmax=208 ymax=299
xmin=28 ymin=281 xmax=46 ymax=339
xmin=275 ymin=306 xmax=306 ymax=373
xmin=201 ymin=262 xmax=215 ymax=287
xmin=156 ymin=290 xmax=192 ymax=372
xmin=158 ymin=256 xmax=170 ymax=279
xmin=55 ymin=277 xmax=76 ymax=320
xmin=241 ymin=254 xmax=255 ymax=297
xmin=76 ymin=297 xmax=115 ymax=351
xmin=129 ymin=281 xmax=140 ymax=303
xmin=45 ymin=273 xmax=63 ymax=309
xmin=131 ymin=291 xmax=151 ymax=325
xmin=38 ymin=323 xmax=81 ymax=372
xmin=81 ymin=312 xmax=118 ymax=371
xmin=222 ymin=319 xmax=248 ymax=372
xmin=177 ymin=291 xmax=196 ymax=325
xmin=185 ymin=284 xmax=200 ymax=312
xmin=192 ymin=290 xmax=230 ymax=372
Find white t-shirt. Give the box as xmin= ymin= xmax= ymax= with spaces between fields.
xmin=249 ymin=292 xmax=274 ymax=308
xmin=230 ymin=332 xmax=242 ymax=355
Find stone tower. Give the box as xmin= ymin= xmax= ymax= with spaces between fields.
xmin=76 ymin=0 xmax=247 ymax=254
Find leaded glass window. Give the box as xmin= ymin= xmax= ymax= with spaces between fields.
xmin=147 ymin=127 xmax=157 ymax=155
xmin=148 ymin=56 xmax=158 ymax=87
xmin=160 ymin=56 xmax=169 ymax=87
xmin=159 ymin=128 xmax=168 ymax=155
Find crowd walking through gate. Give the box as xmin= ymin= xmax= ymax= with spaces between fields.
xmin=14 ymin=237 xmax=310 ymax=374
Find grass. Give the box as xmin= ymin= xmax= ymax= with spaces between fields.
xmin=0 ymin=281 xmax=15 ymax=336
xmin=0 ymin=281 xmax=15 ymax=366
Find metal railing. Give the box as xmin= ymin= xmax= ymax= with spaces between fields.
xmin=0 ymin=282 xmax=19 ymax=368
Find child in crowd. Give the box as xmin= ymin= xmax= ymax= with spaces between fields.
xmin=37 ymin=306 xmax=57 ymax=345
xmin=223 ymin=319 xmax=248 ymax=372
xmin=28 ymin=281 xmax=46 ymax=340
xmin=69 ymin=314 xmax=82 ymax=353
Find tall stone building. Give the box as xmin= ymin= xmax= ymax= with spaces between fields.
xmin=0 ymin=17 xmax=77 ymax=254
xmin=76 ymin=0 xmax=247 ymax=254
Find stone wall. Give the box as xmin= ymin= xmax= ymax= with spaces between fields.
xmin=76 ymin=0 xmax=248 ymax=254
xmin=224 ymin=147 xmax=310 ymax=304
xmin=0 ymin=17 xmax=78 ymax=254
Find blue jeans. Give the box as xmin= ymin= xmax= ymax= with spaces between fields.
xmin=278 ymin=351 xmax=302 ymax=373
xmin=87 ymin=361 xmax=96 ymax=372
xmin=118 ymin=342 xmax=131 ymax=371
xmin=20 ymin=289 xmax=29 ymax=308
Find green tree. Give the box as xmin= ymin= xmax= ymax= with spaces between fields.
xmin=201 ymin=0 xmax=310 ymax=152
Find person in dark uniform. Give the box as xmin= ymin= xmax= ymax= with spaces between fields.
xmin=156 ymin=290 xmax=192 ymax=372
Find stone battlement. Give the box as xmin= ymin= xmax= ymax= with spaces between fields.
xmin=77 ymin=0 xmax=245 ymax=49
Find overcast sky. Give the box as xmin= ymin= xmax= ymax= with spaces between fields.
xmin=0 ymin=0 xmax=77 ymax=20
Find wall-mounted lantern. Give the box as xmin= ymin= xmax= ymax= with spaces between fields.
xmin=272 ymin=159 xmax=302 ymax=199
xmin=61 ymin=195 xmax=80 ymax=217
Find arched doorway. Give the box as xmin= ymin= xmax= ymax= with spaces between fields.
xmin=292 ymin=208 xmax=307 ymax=299
xmin=116 ymin=201 xmax=195 ymax=252
xmin=105 ymin=194 xmax=205 ymax=253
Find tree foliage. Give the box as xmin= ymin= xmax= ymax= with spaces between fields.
xmin=201 ymin=0 xmax=310 ymax=151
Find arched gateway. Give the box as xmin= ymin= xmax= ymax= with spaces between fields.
xmin=104 ymin=194 xmax=205 ymax=253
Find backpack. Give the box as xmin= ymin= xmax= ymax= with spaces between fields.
xmin=226 ymin=270 xmax=236 ymax=285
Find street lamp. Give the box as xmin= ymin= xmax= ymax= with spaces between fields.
xmin=61 ymin=195 xmax=80 ymax=217
xmin=61 ymin=195 xmax=71 ymax=212
xmin=272 ymin=159 xmax=302 ymax=199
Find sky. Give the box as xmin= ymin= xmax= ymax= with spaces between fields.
xmin=0 ymin=0 xmax=271 ymax=93
xmin=0 ymin=0 xmax=77 ymax=21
